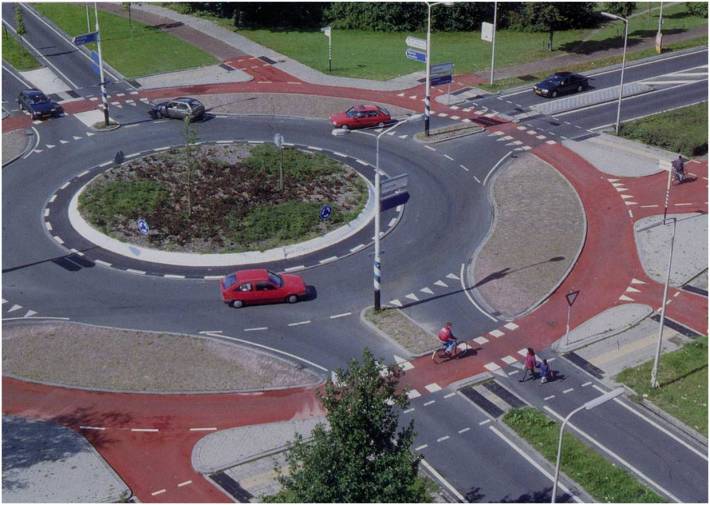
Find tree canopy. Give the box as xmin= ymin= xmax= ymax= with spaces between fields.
xmin=267 ymin=349 xmax=431 ymax=503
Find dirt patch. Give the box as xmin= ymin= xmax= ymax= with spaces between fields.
xmin=2 ymin=321 xmax=321 ymax=393
xmin=472 ymin=153 xmax=585 ymax=318
xmin=78 ymin=142 xmax=367 ymax=253
xmin=364 ymin=308 xmax=438 ymax=355
xmin=2 ymin=129 xmax=30 ymax=165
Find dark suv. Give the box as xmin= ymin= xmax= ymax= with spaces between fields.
xmin=17 ymin=89 xmax=63 ymax=119
xmin=149 ymin=97 xmax=205 ymax=121
xmin=533 ymin=72 xmax=589 ymax=98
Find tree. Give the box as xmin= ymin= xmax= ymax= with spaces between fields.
xmin=686 ymin=2 xmax=708 ymax=17
xmin=15 ymin=5 xmax=26 ymax=36
xmin=603 ymin=2 xmax=636 ymax=18
xmin=268 ymin=349 xmax=430 ymax=503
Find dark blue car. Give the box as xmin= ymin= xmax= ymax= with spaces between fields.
xmin=533 ymin=72 xmax=589 ymax=98
xmin=17 ymin=89 xmax=63 ymax=119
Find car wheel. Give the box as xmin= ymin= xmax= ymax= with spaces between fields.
xmin=551 ymin=90 xmax=558 ymax=98
xmin=230 ymin=300 xmax=244 ymax=308
xmin=341 ymin=124 xmax=349 ymax=130
xmin=576 ymin=85 xmax=583 ymax=92
xmin=287 ymin=294 xmax=299 ymax=304
xmin=378 ymin=122 xmax=384 ymax=128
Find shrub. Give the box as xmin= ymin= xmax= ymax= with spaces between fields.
xmin=238 ymin=201 xmax=322 ymax=245
xmin=244 ymin=144 xmax=340 ymax=180
xmin=686 ymin=2 xmax=708 ymax=17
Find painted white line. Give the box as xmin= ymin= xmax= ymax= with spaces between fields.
xmin=503 ymin=322 xmax=519 ymax=331
xmin=355 ymin=158 xmax=369 ymax=166
xmin=419 ymin=458 xmax=466 ymax=502
xmin=484 ymin=362 xmax=501 ymax=372
xmin=444 ymin=154 xmax=454 ymax=161
xmin=562 ymin=388 xmax=574 ymax=394
xmin=581 ymin=381 xmax=592 ymax=387
xmin=473 ymin=175 xmax=481 ymax=184
xmin=544 ymin=395 xmax=556 ymax=401
xmin=151 ymin=489 xmax=166 ymax=496
xmin=131 ymin=428 xmax=159 ymax=432
xmin=403 ymin=408 xmax=415 ymax=414
xmin=508 ymin=370 xmax=520 ymax=376
xmin=350 ymin=243 xmax=366 ymax=253
xmin=544 ymin=406 xmax=681 ymax=502
xmin=479 ymin=419 xmax=491 ymax=426
xmin=306 ymin=145 xmax=322 ymax=151
xmin=444 ymin=392 xmax=456 ymax=399
xmin=459 ymin=263 xmax=497 ymax=322
xmin=424 ymin=400 xmax=436 ymax=406
xmin=189 ymin=427 xmax=217 ymax=432
xmin=53 ymin=236 xmax=64 ymax=245
xmin=473 ymin=336 xmax=489 ymax=345
xmin=177 ymin=480 xmax=192 ymax=487
xmin=388 ymin=217 xmax=398 ymax=228
xmin=59 ymin=181 xmax=70 ymax=190
xmin=288 ymin=320 xmax=311 ymax=327
xmin=94 ymin=260 xmax=112 ymax=267
xmin=502 ymin=355 xmax=518 ymax=365
xmin=425 ymin=383 xmax=442 ymax=393
xmin=203 ymin=275 xmax=223 ymax=280
xmin=407 ymin=389 xmax=421 ymax=399
xmin=43 ymin=208 xmax=50 ymax=217
xmin=48 ymin=194 xmax=57 ymax=203
xmin=640 ymin=204 xmax=659 ymax=208
xmin=489 ymin=425 xmax=582 ymax=502
xmin=243 ymin=327 xmax=268 ymax=332
xmin=459 ymin=164 xmax=469 ymax=172
xmin=483 ymin=151 xmax=513 ymax=186
xmin=330 ymin=312 xmax=351 ymax=319
xmin=415 ymin=444 xmax=428 ymax=451
xmin=591 ymin=385 xmax=707 ymax=461
xmin=284 ymin=265 xmax=305 ymax=272
xmin=332 ymin=151 xmax=347 ymax=157
xmin=425 ymin=145 xmax=437 ymax=151
xmin=436 ymin=435 xmax=450 ymax=443
xmin=163 ymin=274 xmax=186 ymax=279
xmin=79 ymin=426 xmax=106 ymax=430
xmin=125 ymin=269 xmax=146 ymax=275
xmin=489 ymin=329 xmax=505 ymax=338
xmin=77 ymin=170 xmax=90 ymax=178
xmin=319 ymin=255 xmax=338 ymax=265
xmin=458 ymin=427 xmax=471 ymax=434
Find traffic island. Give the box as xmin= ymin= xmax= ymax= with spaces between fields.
xmin=362 ymin=307 xmax=437 ymax=357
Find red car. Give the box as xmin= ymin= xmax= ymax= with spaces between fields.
xmin=220 ymin=269 xmax=307 ymax=308
xmin=330 ymin=105 xmax=391 ymax=129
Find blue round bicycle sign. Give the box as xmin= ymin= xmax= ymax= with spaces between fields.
xmin=137 ymin=217 xmax=149 ymax=235
xmin=320 ymin=205 xmax=333 ymax=221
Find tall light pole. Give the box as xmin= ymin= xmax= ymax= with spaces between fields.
xmin=651 ymin=217 xmax=677 ymax=388
xmin=490 ymin=1 xmax=497 ymax=85
xmin=424 ymin=1 xmax=453 ymax=137
xmin=551 ymin=388 xmax=625 ymax=503
xmin=656 ymin=1 xmax=664 ymax=54
xmin=601 ymin=11 xmax=628 ymax=135
xmin=374 ymin=114 xmax=422 ymax=310
xmin=94 ymin=2 xmax=109 ymax=127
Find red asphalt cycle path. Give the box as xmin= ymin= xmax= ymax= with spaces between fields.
xmin=3 ymin=59 xmax=707 ymax=501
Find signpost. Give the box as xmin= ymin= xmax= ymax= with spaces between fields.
xmin=72 ymin=31 xmax=98 ymax=46
xmin=381 ymin=173 xmax=408 ymax=200
xmin=137 ymin=217 xmax=149 ymax=236
xmin=405 ymin=36 xmax=427 ymax=50
xmin=405 ymin=48 xmax=427 ymax=63
xmin=564 ymin=290 xmax=580 ymax=347
xmin=430 ymin=62 xmax=453 ymax=86
xmin=321 ymin=26 xmax=332 ymax=72
xmin=114 ymin=150 xmax=124 ymax=165
xmin=90 ymin=51 xmax=101 ymax=76
xmin=274 ymin=133 xmax=284 ymax=191
xmin=320 ymin=205 xmax=332 ymax=221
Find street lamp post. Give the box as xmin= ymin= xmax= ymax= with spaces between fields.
xmin=651 ymin=217 xmax=677 ymax=388
xmin=424 ymin=2 xmax=452 ymax=137
xmin=490 ymin=1 xmax=497 ymax=85
xmin=601 ymin=12 xmax=628 ymax=135
xmin=551 ymin=388 xmax=625 ymax=503
xmin=374 ymin=114 xmax=422 ymax=310
xmin=94 ymin=2 xmax=109 ymax=127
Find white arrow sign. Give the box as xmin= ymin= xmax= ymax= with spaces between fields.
xmin=405 ymin=36 xmax=427 ymax=51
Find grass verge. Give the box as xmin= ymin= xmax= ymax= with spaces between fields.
xmin=2 ymin=30 xmax=41 ymax=71
xmin=364 ymin=307 xmax=436 ymax=355
xmin=617 ymin=103 xmax=708 ymax=157
xmin=33 ymin=3 xmax=216 ymax=78
xmin=480 ymin=36 xmax=708 ymax=92
xmin=615 ymin=336 xmax=708 ymax=436
xmin=503 ymin=408 xmax=664 ymax=502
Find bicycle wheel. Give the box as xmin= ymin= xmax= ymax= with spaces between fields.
xmin=431 ymin=348 xmax=446 ymax=364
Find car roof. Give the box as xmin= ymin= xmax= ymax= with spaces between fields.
xmin=235 ymin=269 xmax=269 ymax=282
xmin=552 ymin=72 xmax=573 ymax=78
xmin=21 ymin=89 xmax=45 ymax=96
xmin=174 ymin=97 xmax=201 ymax=105
xmin=353 ymin=104 xmax=381 ymax=112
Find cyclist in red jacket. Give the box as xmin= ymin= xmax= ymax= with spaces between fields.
xmin=438 ymin=322 xmax=458 ymax=356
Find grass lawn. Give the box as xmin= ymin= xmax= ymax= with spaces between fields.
xmin=616 ymin=337 xmax=708 ymax=436
xmin=504 ymin=408 xmax=664 ymax=502
xmin=480 ymin=36 xmax=708 ymax=92
xmin=33 ymin=3 xmax=216 ymax=78
xmin=1 ymin=30 xmax=41 ymax=71
xmin=618 ymin=103 xmax=708 ymax=157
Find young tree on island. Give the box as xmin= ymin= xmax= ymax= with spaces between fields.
xmin=267 ymin=349 xmax=431 ymax=503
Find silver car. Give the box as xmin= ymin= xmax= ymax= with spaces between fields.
xmin=149 ymin=97 xmax=205 ymax=121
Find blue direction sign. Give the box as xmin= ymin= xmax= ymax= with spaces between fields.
xmin=90 ymin=51 xmax=101 ymax=76
xmin=405 ymin=48 xmax=426 ymax=63
xmin=320 ymin=205 xmax=333 ymax=221
xmin=137 ymin=217 xmax=149 ymax=236
xmin=431 ymin=62 xmax=453 ymax=86
xmin=431 ymin=74 xmax=452 ymax=86
xmin=73 ymin=31 xmax=98 ymax=46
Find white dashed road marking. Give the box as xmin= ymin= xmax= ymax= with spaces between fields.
xmin=330 ymin=312 xmax=351 ymax=319
xmin=189 ymin=427 xmax=217 ymax=431
xmin=458 ymin=427 xmax=471 ymax=434
xmin=425 ymin=383 xmax=442 ymax=393
xmin=288 ymin=320 xmax=311 ymax=327
xmin=437 ymin=435 xmax=450 ymax=443
xmin=244 ymin=327 xmax=268 ymax=332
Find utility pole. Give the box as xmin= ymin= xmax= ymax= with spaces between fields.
xmin=651 ymin=218 xmax=677 ymax=388
xmin=490 ymin=1 xmax=497 ymax=85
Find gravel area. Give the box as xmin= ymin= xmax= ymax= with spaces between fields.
xmin=2 ymin=129 xmax=31 ymax=165
xmin=471 ymin=153 xmax=585 ymax=319
xmin=2 ymin=321 xmax=321 ymax=393
xmin=196 ymin=92 xmax=413 ymax=119
xmin=363 ymin=307 xmax=437 ymax=356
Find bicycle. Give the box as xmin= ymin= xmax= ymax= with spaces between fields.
xmin=431 ymin=340 xmax=466 ymax=364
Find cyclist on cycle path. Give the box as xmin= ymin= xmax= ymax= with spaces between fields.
xmin=438 ymin=322 xmax=458 ymax=355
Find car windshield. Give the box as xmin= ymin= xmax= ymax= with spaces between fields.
xmin=223 ymin=274 xmax=237 ymax=288
xmin=547 ymin=75 xmax=563 ymax=83
xmin=346 ymin=107 xmax=358 ymax=118
xmin=31 ymin=94 xmax=49 ymax=103
xmin=268 ymin=271 xmax=283 ymax=287
xmin=380 ymin=107 xmax=390 ymax=116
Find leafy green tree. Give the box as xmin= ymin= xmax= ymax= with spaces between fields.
xmin=685 ymin=2 xmax=708 ymax=17
xmin=603 ymin=2 xmax=636 ymax=18
xmin=268 ymin=349 xmax=430 ymax=503
xmin=15 ymin=6 xmax=26 ymax=36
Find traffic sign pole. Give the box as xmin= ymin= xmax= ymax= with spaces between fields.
xmin=564 ymin=290 xmax=580 ymax=348
xmin=94 ymin=3 xmax=109 ymax=127
xmin=425 ymin=4 xmax=432 ymax=136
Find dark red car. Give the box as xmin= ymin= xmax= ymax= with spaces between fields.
xmin=330 ymin=104 xmax=391 ymax=129
xmin=220 ymin=269 xmax=307 ymax=308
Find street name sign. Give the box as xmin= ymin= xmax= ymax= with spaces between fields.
xmin=73 ymin=31 xmax=98 ymax=46
xmin=405 ymin=48 xmax=426 ymax=63
xmin=405 ymin=36 xmax=427 ymax=50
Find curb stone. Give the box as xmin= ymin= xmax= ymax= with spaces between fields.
xmin=2 ymin=128 xmax=35 ymax=167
